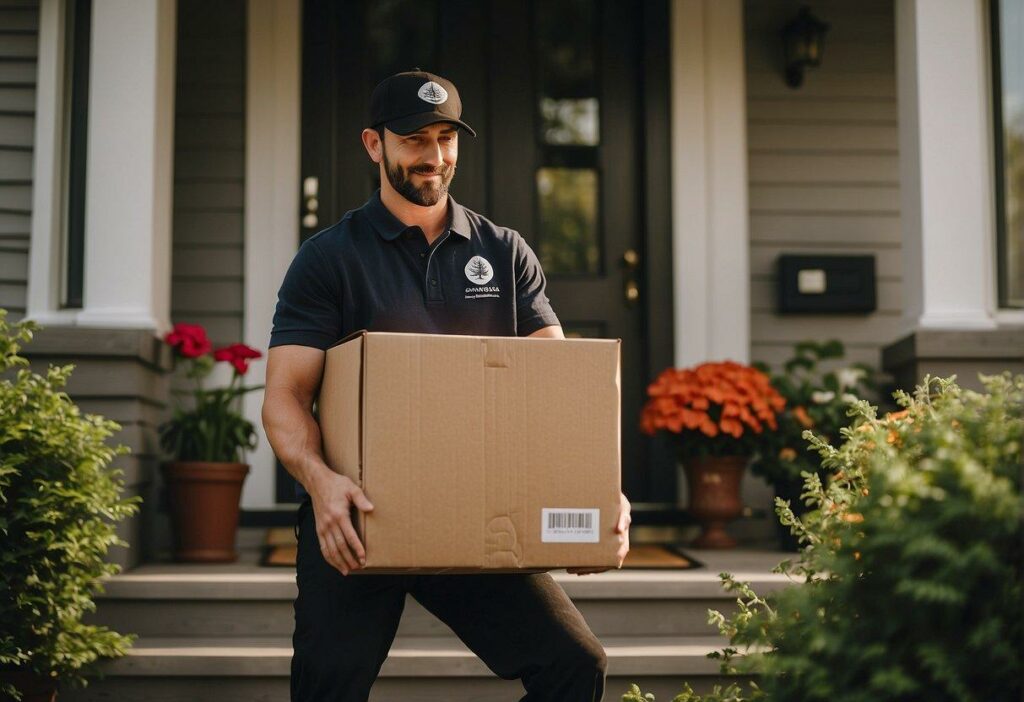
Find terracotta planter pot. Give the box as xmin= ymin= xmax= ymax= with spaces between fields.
xmin=682 ymin=455 xmax=749 ymax=549
xmin=0 ymin=669 xmax=58 ymax=702
xmin=161 ymin=461 xmax=249 ymax=562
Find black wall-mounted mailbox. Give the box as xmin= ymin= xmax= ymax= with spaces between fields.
xmin=776 ymin=254 xmax=876 ymax=314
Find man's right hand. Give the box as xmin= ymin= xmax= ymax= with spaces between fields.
xmin=309 ymin=472 xmax=374 ymax=576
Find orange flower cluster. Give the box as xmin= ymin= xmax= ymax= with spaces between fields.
xmin=854 ymin=407 xmax=923 ymax=447
xmin=639 ymin=361 xmax=786 ymax=440
xmin=793 ymin=405 xmax=815 ymax=429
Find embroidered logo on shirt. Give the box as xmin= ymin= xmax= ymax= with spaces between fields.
xmin=464 ymin=256 xmax=494 ymax=285
xmin=418 ymin=82 xmax=448 ymax=105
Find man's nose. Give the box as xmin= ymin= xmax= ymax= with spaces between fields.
xmin=421 ymin=139 xmax=443 ymax=167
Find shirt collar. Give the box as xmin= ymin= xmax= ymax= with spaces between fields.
xmin=365 ymin=188 xmax=471 ymax=242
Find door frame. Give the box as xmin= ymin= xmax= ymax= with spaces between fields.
xmin=240 ymin=0 xmax=676 ymax=512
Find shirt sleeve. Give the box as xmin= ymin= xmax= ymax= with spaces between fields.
xmin=268 ymin=238 xmax=343 ymax=350
xmin=513 ymin=232 xmax=561 ymax=336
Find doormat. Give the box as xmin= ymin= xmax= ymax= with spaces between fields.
xmin=260 ymin=528 xmax=702 ymax=570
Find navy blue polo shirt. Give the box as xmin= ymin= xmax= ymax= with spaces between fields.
xmin=268 ymin=188 xmax=561 ymax=497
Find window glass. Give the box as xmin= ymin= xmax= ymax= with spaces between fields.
xmin=534 ymin=0 xmax=602 ymax=276
xmin=536 ymin=168 xmax=599 ymax=275
xmin=62 ymin=0 xmax=91 ymax=309
xmin=994 ymin=0 xmax=1024 ymax=307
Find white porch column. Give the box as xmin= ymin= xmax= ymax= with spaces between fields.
xmin=670 ymin=0 xmax=751 ymax=367
xmin=242 ymin=0 xmax=301 ymax=509
xmin=895 ymin=0 xmax=997 ymax=330
xmin=75 ymin=0 xmax=177 ymax=332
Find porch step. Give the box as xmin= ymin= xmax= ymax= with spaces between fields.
xmin=89 ymin=634 xmax=729 ymax=676
xmin=88 ymin=558 xmax=793 ymax=639
xmin=69 ymin=549 xmax=786 ymax=700
xmin=61 ymin=635 xmax=755 ymax=702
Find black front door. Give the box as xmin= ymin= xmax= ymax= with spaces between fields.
xmin=278 ymin=0 xmax=674 ymax=505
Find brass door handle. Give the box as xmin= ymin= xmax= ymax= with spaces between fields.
xmin=621 ymin=249 xmax=640 ymax=306
xmin=302 ymin=176 xmax=319 ymax=229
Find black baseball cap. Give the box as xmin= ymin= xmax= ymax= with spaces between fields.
xmin=369 ymin=70 xmax=477 ymax=137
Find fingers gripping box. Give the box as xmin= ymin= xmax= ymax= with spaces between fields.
xmin=316 ymin=331 xmax=622 ymax=573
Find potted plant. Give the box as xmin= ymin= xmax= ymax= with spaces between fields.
xmin=159 ymin=323 xmax=263 ymax=562
xmin=640 ymin=360 xmax=786 ymax=548
xmin=0 ymin=310 xmax=139 ymax=701
xmin=751 ymin=339 xmax=879 ymax=550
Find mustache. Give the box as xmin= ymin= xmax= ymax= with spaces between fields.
xmin=408 ymin=164 xmax=451 ymax=176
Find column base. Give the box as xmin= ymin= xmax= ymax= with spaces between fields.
xmin=881 ymin=327 xmax=1024 ymax=393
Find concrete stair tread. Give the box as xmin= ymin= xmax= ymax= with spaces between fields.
xmin=98 ymin=549 xmax=795 ymax=600
xmin=102 ymin=635 xmax=737 ymax=677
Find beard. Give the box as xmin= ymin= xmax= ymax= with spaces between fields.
xmin=382 ymin=143 xmax=455 ymax=207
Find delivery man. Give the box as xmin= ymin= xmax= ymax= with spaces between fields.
xmin=262 ymin=70 xmax=631 ymax=702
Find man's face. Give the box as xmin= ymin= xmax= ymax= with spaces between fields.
xmin=379 ymin=123 xmax=458 ymax=207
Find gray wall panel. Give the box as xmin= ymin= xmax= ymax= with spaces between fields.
xmin=0 ymin=0 xmax=37 ymax=322
xmin=170 ymin=0 xmax=247 ymax=363
xmin=744 ymin=0 xmax=902 ymax=382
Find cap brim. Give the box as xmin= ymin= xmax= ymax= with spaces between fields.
xmin=385 ymin=111 xmax=477 ymax=138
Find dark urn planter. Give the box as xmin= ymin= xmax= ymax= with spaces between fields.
xmin=682 ymin=455 xmax=749 ymax=549
xmin=0 ymin=669 xmax=58 ymax=702
xmin=160 ymin=461 xmax=250 ymax=562
xmin=773 ymin=476 xmax=815 ymax=552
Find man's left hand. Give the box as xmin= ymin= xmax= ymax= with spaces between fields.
xmin=566 ymin=492 xmax=630 ymax=576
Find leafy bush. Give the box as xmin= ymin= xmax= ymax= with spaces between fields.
xmin=751 ymin=339 xmax=880 ymax=489
xmin=0 ymin=310 xmax=140 ymax=698
xmin=624 ymin=372 xmax=1023 ymax=702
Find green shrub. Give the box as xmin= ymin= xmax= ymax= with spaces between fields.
xmin=0 ymin=310 xmax=140 ymax=699
xmin=751 ymin=339 xmax=881 ymax=489
xmin=624 ymin=372 xmax=1023 ymax=702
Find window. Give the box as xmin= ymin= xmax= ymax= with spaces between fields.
xmin=59 ymin=0 xmax=91 ymax=309
xmin=533 ymin=0 xmax=603 ymax=277
xmin=991 ymin=0 xmax=1024 ymax=308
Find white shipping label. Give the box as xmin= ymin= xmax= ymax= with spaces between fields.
xmin=541 ymin=508 xmax=600 ymax=543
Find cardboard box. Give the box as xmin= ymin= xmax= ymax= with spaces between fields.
xmin=317 ymin=330 xmax=622 ymax=573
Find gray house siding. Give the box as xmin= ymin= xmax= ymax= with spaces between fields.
xmin=136 ymin=0 xmax=250 ymax=558
xmin=0 ymin=0 xmax=38 ymax=323
xmin=171 ymin=0 xmax=246 ymax=348
xmin=745 ymin=0 xmax=902 ymax=380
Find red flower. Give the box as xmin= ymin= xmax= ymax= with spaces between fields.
xmin=214 ymin=343 xmax=263 ymax=375
xmin=165 ymin=323 xmax=211 ymax=358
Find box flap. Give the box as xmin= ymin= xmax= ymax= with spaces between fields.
xmin=327 ymin=328 xmax=368 ymax=350
xmin=318 ymin=334 xmax=364 ymax=488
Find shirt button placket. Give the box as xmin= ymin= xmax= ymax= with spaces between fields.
xmin=424 ymin=232 xmax=452 ymax=302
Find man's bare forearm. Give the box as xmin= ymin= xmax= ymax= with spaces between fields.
xmin=262 ymin=387 xmax=334 ymax=495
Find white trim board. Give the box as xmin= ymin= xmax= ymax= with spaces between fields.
xmin=895 ymin=0 xmax=998 ymax=331
xmin=242 ymin=0 xmax=302 ymax=509
xmin=27 ymin=0 xmax=71 ymax=325
xmin=28 ymin=0 xmax=177 ymax=332
xmin=670 ymin=0 xmax=750 ymax=366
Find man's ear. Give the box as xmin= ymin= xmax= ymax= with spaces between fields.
xmin=361 ymin=128 xmax=383 ymax=164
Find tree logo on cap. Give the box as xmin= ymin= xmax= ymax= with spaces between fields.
xmin=417 ymin=81 xmax=449 ymax=105
xmin=464 ymin=256 xmax=493 ymax=285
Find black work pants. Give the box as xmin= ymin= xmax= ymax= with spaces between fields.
xmin=290 ymin=499 xmax=607 ymax=702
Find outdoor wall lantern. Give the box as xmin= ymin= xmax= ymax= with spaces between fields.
xmin=782 ymin=6 xmax=830 ymax=88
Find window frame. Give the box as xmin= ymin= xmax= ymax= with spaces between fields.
xmin=989 ymin=0 xmax=1023 ymax=310
xmin=61 ymin=0 xmax=91 ymax=310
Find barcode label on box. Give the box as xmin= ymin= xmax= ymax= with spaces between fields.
xmin=541 ymin=508 xmax=600 ymax=543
